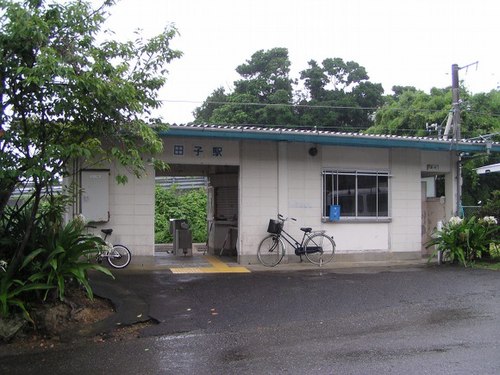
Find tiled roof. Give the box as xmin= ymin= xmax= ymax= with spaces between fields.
xmin=160 ymin=124 xmax=500 ymax=153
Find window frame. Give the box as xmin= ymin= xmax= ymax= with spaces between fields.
xmin=322 ymin=169 xmax=391 ymax=222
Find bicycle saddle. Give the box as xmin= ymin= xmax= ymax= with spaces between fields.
xmin=300 ymin=227 xmax=312 ymax=233
xmin=101 ymin=228 xmax=113 ymax=235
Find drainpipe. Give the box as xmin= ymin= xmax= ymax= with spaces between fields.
xmin=457 ymin=153 xmax=462 ymax=217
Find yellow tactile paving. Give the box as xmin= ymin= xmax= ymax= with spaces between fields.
xmin=169 ymin=255 xmax=251 ymax=274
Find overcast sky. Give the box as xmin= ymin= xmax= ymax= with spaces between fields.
xmin=99 ymin=0 xmax=500 ymax=124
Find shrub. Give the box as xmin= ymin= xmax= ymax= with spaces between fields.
xmin=0 ymin=198 xmax=113 ymax=322
xmin=27 ymin=215 xmax=114 ymax=302
xmin=479 ymin=190 xmax=500 ymax=224
xmin=489 ymin=243 xmax=500 ymax=259
xmin=155 ymin=185 xmax=207 ymax=243
xmin=427 ymin=216 xmax=499 ymax=266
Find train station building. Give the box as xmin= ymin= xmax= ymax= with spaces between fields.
xmin=73 ymin=124 xmax=499 ymax=265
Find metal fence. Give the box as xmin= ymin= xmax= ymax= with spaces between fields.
xmin=462 ymin=205 xmax=482 ymax=218
xmin=155 ymin=176 xmax=208 ymax=190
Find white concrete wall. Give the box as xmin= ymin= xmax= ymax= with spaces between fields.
xmin=238 ymin=142 xmax=428 ymax=263
xmin=90 ymin=163 xmax=156 ymax=256
xmin=389 ymin=148 xmax=422 ymax=253
xmin=239 ymin=141 xmax=279 ymax=262
xmin=319 ymin=145 xmax=391 ymax=255
xmin=421 ymin=150 xmax=452 ymax=173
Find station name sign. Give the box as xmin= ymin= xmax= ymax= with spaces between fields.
xmin=173 ymin=144 xmax=224 ymax=158
xmin=163 ymin=138 xmax=239 ymax=165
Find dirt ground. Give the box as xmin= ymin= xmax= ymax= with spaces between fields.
xmin=0 ymin=288 xmax=150 ymax=355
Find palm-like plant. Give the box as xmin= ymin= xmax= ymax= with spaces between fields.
xmin=427 ymin=216 xmax=499 ymax=266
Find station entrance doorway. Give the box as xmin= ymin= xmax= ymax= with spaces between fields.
xmin=155 ymin=164 xmax=239 ymax=259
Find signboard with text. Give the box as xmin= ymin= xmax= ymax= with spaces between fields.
xmin=162 ymin=138 xmax=239 ymax=165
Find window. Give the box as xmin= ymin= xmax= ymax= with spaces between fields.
xmin=323 ymin=170 xmax=390 ymax=219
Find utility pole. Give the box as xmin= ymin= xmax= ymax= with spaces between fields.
xmin=451 ymin=63 xmax=461 ymax=140
xmin=444 ymin=61 xmax=478 ymax=140
xmin=450 ymin=61 xmax=478 ymax=217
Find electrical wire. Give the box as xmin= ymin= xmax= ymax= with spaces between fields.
xmin=160 ymin=99 xmax=500 ymax=118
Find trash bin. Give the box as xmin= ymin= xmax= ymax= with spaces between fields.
xmin=169 ymin=219 xmax=193 ymax=256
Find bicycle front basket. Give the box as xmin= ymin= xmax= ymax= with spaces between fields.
xmin=267 ymin=219 xmax=282 ymax=234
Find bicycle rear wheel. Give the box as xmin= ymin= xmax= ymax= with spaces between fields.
xmin=257 ymin=234 xmax=285 ymax=267
xmin=304 ymin=233 xmax=335 ymax=266
xmin=107 ymin=244 xmax=131 ymax=269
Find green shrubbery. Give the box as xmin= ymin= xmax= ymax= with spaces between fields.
xmin=427 ymin=215 xmax=499 ymax=267
xmin=155 ymin=185 xmax=208 ymax=244
xmin=479 ymin=190 xmax=500 ymax=221
xmin=0 ymin=197 xmax=112 ymax=328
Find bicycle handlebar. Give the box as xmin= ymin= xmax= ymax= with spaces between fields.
xmin=278 ymin=213 xmax=296 ymax=222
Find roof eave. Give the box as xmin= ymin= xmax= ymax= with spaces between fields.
xmin=159 ymin=125 xmax=499 ymax=153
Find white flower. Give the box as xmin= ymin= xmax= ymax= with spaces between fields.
xmin=75 ymin=214 xmax=87 ymax=224
xmin=482 ymin=216 xmax=498 ymax=225
xmin=448 ymin=216 xmax=463 ymax=226
xmin=0 ymin=260 xmax=7 ymax=272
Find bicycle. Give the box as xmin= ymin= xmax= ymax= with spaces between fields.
xmin=87 ymin=227 xmax=132 ymax=269
xmin=257 ymin=214 xmax=336 ymax=267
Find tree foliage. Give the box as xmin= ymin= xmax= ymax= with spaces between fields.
xmin=155 ymin=186 xmax=207 ymax=244
xmin=461 ymin=90 xmax=500 ymax=139
xmin=367 ymin=87 xmax=452 ymax=136
xmin=193 ymin=48 xmax=384 ymax=130
xmin=194 ymin=48 xmax=296 ymax=126
xmin=368 ymin=86 xmax=500 ymax=139
xmin=296 ymin=58 xmax=384 ymax=129
xmin=0 ymin=0 xmax=181 ymax=316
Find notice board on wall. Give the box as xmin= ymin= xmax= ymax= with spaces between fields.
xmin=81 ymin=170 xmax=109 ymax=222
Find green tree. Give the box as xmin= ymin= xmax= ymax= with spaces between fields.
xmin=194 ymin=48 xmax=295 ymax=126
xmin=296 ymin=57 xmax=384 ymax=130
xmin=461 ymin=90 xmax=500 ymax=138
xmin=192 ymin=87 xmax=228 ymax=124
xmin=367 ymin=86 xmax=451 ymax=136
xmin=193 ymin=50 xmax=384 ymax=129
xmin=0 ymin=0 xmax=181 ymax=291
xmin=368 ymin=86 xmax=500 ymax=139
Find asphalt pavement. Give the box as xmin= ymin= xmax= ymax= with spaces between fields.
xmin=87 ymin=253 xmax=430 ymax=337
xmin=2 ymin=255 xmax=500 ymax=374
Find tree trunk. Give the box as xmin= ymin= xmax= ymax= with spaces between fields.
xmin=0 ymin=180 xmax=17 ymax=220
xmin=1 ymin=184 xmax=42 ymax=289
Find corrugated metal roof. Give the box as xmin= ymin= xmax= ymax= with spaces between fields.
xmin=160 ymin=124 xmax=500 ymax=153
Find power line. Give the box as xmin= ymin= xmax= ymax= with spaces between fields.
xmin=160 ymin=99 xmax=500 ymax=118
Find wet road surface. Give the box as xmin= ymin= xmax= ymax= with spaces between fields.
xmin=1 ymin=265 xmax=499 ymax=374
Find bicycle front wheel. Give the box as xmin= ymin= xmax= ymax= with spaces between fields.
xmin=107 ymin=244 xmax=131 ymax=269
xmin=257 ymin=234 xmax=285 ymax=267
xmin=304 ymin=233 xmax=335 ymax=266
